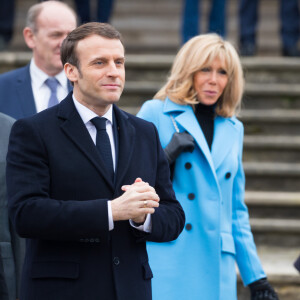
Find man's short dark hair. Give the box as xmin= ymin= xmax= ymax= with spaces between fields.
xmin=61 ymin=22 xmax=123 ymax=70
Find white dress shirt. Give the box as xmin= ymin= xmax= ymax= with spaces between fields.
xmin=72 ymin=95 xmax=151 ymax=232
xmin=30 ymin=59 xmax=69 ymax=113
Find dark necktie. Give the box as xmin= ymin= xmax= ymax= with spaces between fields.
xmin=45 ymin=77 xmax=59 ymax=108
xmin=90 ymin=117 xmax=114 ymax=181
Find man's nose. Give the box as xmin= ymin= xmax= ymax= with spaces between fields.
xmin=107 ymin=62 xmax=118 ymax=77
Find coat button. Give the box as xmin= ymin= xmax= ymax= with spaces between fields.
xmin=188 ymin=193 xmax=195 ymax=200
xmin=225 ymin=172 xmax=231 ymax=179
xmin=185 ymin=223 xmax=192 ymax=231
xmin=113 ymin=257 xmax=120 ymax=266
xmin=185 ymin=162 xmax=192 ymax=170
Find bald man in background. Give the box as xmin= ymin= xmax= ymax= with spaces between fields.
xmin=0 ymin=0 xmax=77 ymax=120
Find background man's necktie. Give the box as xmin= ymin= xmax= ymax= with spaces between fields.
xmin=45 ymin=77 xmax=59 ymax=108
xmin=90 ymin=117 xmax=114 ymax=181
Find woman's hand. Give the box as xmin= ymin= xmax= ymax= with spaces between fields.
xmin=249 ymin=278 xmax=279 ymax=300
xmin=164 ymin=132 xmax=195 ymax=164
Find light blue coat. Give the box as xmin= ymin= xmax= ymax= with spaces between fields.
xmin=137 ymin=98 xmax=266 ymax=300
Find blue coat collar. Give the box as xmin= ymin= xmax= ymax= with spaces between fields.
xmin=162 ymin=97 xmax=239 ymax=171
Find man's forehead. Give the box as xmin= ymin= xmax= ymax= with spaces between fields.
xmin=37 ymin=5 xmax=76 ymax=28
xmin=77 ymin=35 xmax=124 ymax=54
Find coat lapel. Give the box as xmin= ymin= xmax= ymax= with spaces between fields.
xmin=163 ymin=98 xmax=240 ymax=173
xmin=16 ymin=65 xmax=37 ymax=117
xmin=163 ymin=98 xmax=216 ymax=173
xmin=211 ymin=117 xmax=239 ymax=171
xmin=57 ymin=94 xmax=114 ymax=190
xmin=113 ymin=105 xmax=135 ymax=189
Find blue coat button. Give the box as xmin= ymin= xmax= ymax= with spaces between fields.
xmin=185 ymin=223 xmax=192 ymax=231
xmin=188 ymin=193 xmax=195 ymax=200
xmin=185 ymin=162 xmax=192 ymax=170
xmin=225 ymin=172 xmax=231 ymax=179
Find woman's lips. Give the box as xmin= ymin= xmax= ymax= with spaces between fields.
xmin=204 ymin=90 xmax=217 ymax=95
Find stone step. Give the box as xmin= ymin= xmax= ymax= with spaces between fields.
xmin=121 ymin=106 xmax=299 ymax=138
xmin=242 ymin=84 xmax=300 ymax=110
xmin=113 ymin=0 xmax=284 ymax=56
xmin=242 ymin=57 xmax=300 ymax=84
xmin=241 ymin=109 xmax=300 ymax=135
xmin=2 ymin=53 xmax=300 ymax=111
xmin=121 ymin=82 xmax=300 ymax=108
xmin=250 ymin=218 xmax=300 ymax=247
xmin=9 ymin=0 xmax=287 ymax=55
xmin=237 ymin=245 xmax=300 ymax=300
xmin=244 ymin=136 xmax=300 ymax=163
xmin=245 ymin=191 xmax=300 ymax=219
xmin=244 ymin=162 xmax=300 ymax=191
xmin=124 ymin=55 xmax=300 ymax=85
xmin=2 ymin=52 xmax=300 ymax=84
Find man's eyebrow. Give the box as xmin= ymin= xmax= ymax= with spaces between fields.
xmin=49 ymin=30 xmax=65 ymax=35
xmin=89 ymin=56 xmax=125 ymax=64
xmin=88 ymin=57 xmax=108 ymax=64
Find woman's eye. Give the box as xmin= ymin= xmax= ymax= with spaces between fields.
xmin=219 ymin=69 xmax=227 ymax=75
xmin=201 ymin=67 xmax=210 ymax=72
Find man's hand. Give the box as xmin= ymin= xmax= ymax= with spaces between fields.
xmin=111 ymin=178 xmax=159 ymax=223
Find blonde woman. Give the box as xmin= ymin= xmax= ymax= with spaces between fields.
xmin=137 ymin=34 xmax=278 ymax=300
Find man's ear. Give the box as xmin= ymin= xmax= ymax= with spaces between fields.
xmin=23 ymin=27 xmax=35 ymax=49
xmin=64 ymin=63 xmax=78 ymax=84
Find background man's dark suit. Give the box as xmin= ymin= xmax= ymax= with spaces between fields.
xmin=6 ymin=93 xmax=185 ymax=300
xmin=0 ymin=65 xmax=72 ymax=120
xmin=0 ymin=1 xmax=76 ymax=121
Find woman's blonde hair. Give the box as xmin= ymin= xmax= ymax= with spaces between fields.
xmin=155 ymin=33 xmax=244 ymax=117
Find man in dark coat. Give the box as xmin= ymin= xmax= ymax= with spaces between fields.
xmin=6 ymin=22 xmax=185 ymax=300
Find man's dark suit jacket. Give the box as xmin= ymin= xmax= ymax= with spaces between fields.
xmin=0 ymin=112 xmax=24 ymax=300
xmin=0 ymin=64 xmax=72 ymax=120
xmin=6 ymin=93 xmax=185 ymax=300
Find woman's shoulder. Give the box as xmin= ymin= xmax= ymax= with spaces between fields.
xmin=140 ymin=99 xmax=165 ymax=110
xmin=222 ymin=115 xmax=243 ymax=129
xmin=137 ymin=99 xmax=165 ymax=120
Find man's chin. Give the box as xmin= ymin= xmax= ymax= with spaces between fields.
xmin=109 ymin=97 xmax=121 ymax=104
xmin=106 ymin=92 xmax=122 ymax=103
xmin=52 ymin=61 xmax=63 ymax=73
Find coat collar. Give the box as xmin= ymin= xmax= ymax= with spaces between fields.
xmin=162 ymin=97 xmax=239 ymax=171
xmin=15 ymin=64 xmax=72 ymax=118
xmin=57 ymin=93 xmax=135 ymax=191
xmin=16 ymin=64 xmax=37 ymax=117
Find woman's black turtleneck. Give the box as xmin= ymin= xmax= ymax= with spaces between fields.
xmin=194 ymin=103 xmax=216 ymax=150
